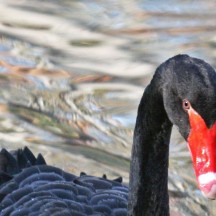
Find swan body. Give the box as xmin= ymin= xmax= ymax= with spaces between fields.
xmin=0 ymin=54 xmax=216 ymax=216
xmin=0 ymin=148 xmax=128 ymax=216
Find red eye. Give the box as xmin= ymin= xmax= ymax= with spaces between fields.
xmin=182 ymin=99 xmax=191 ymax=111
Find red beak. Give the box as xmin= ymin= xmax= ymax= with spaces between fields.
xmin=187 ymin=106 xmax=216 ymax=199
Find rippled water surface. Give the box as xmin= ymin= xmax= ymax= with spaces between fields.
xmin=0 ymin=0 xmax=216 ymax=215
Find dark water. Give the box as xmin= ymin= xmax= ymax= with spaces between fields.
xmin=0 ymin=0 xmax=216 ymax=215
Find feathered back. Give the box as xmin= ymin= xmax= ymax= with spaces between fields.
xmin=0 ymin=147 xmax=128 ymax=216
xmin=0 ymin=147 xmax=46 ymax=185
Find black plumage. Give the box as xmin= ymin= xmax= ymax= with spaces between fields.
xmin=0 ymin=147 xmax=128 ymax=216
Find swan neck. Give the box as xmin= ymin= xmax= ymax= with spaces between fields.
xmin=128 ymin=81 xmax=172 ymax=216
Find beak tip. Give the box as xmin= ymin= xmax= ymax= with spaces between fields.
xmin=202 ymin=185 xmax=216 ymax=200
xmin=198 ymin=172 xmax=216 ymax=200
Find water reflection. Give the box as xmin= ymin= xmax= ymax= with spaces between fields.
xmin=0 ymin=0 xmax=216 ymax=215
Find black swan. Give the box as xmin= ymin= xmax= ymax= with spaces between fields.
xmin=0 ymin=54 xmax=216 ymax=216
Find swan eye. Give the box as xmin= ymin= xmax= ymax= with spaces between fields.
xmin=182 ymin=99 xmax=191 ymax=111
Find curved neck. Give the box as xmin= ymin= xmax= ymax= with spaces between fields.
xmin=128 ymin=76 xmax=172 ymax=216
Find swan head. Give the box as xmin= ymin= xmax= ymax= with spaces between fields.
xmin=161 ymin=55 xmax=216 ymax=200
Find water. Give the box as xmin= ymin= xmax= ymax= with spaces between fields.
xmin=0 ymin=0 xmax=216 ymax=215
